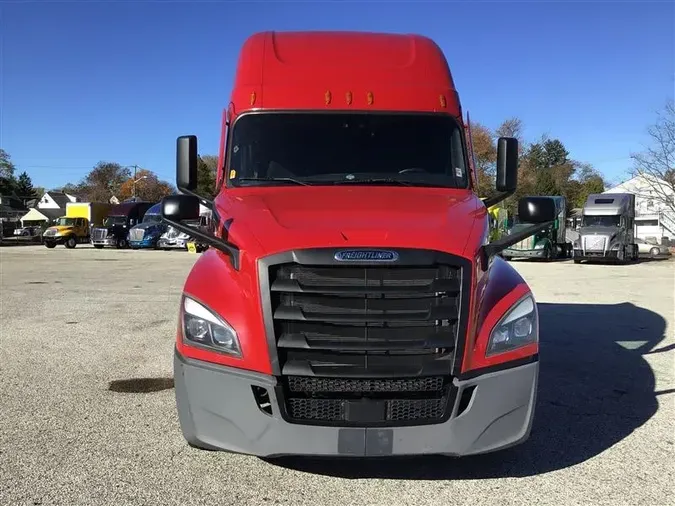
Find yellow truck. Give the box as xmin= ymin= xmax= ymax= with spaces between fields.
xmin=43 ymin=202 xmax=112 ymax=249
xmin=480 ymin=197 xmax=509 ymax=242
xmin=488 ymin=204 xmax=509 ymax=242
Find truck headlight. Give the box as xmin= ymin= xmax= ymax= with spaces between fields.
xmin=534 ymin=242 xmax=545 ymax=249
xmin=182 ymin=296 xmax=241 ymax=357
xmin=486 ymin=294 xmax=538 ymax=356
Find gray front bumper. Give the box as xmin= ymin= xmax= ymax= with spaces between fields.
xmin=174 ymin=349 xmax=538 ymax=457
xmin=503 ymin=248 xmax=546 ymax=258
xmin=158 ymin=238 xmax=187 ymax=249
xmin=91 ymin=238 xmax=117 ymax=246
xmin=573 ymin=249 xmax=619 ymax=260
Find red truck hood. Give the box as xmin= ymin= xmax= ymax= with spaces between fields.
xmin=218 ymin=186 xmax=485 ymax=259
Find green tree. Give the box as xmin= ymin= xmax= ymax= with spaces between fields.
xmin=15 ymin=172 xmax=37 ymax=198
xmin=469 ymin=118 xmax=526 ymax=201
xmin=72 ymin=162 xmax=131 ymax=202
xmin=535 ymin=168 xmax=558 ymax=195
xmin=566 ymin=163 xmax=606 ymax=209
xmin=196 ymin=155 xmax=218 ymax=198
xmin=0 ymin=149 xmax=17 ymax=195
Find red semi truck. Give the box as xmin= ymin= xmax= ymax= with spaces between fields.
xmin=161 ymin=31 xmax=556 ymax=457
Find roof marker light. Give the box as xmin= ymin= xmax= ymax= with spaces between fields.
xmin=250 ymin=92 xmax=256 ymax=106
xmin=366 ymin=91 xmax=374 ymax=105
xmin=440 ymin=95 xmax=447 ymax=108
xmin=325 ymin=91 xmax=332 ymax=105
xmin=345 ymin=91 xmax=353 ymax=105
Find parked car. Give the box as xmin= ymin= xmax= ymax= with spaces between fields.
xmin=13 ymin=226 xmax=41 ymax=237
xmin=636 ymin=238 xmax=671 ymax=258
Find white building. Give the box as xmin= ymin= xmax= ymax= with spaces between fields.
xmin=36 ymin=191 xmax=79 ymax=209
xmin=603 ymin=174 xmax=675 ymax=243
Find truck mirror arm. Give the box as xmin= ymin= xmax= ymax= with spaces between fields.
xmin=161 ymin=216 xmax=240 ymax=270
xmin=177 ymin=186 xmax=225 ymax=233
xmin=482 ymin=190 xmax=515 ymax=209
xmin=178 ymin=186 xmax=215 ymax=213
xmin=480 ymin=220 xmax=554 ymax=270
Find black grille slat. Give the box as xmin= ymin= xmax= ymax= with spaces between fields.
xmin=275 ymin=293 xmax=458 ymax=319
xmin=281 ymin=352 xmax=453 ymax=378
xmin=265 ymin=254 xmax=464 ymax=426
xmin=271 ymin=278 xmax=460 ymax=295
xmin=277 ymin=320 xmax=456 ymax=352
xmin=274 ymin=265 xmax=454 ymax=287
xmin=273 ymin=308 xmax=456 ymax=324
xmin=277 ymin=332 xmax=455 ymax=351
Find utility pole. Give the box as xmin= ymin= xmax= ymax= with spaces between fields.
xmin=132 ymin=165 xmax=140 ymax=200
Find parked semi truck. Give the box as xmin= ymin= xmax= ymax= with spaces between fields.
xmin=160 ymin=31 xmax=558 ymax=458
xmin=158 ymin=203 xmax=211 ymax=251
xmin=91 ymin=201 xmax=154 ymax=249
xmin=503 ymin=196 xmax=570 ymax=260
xmin=572 ymin=193 xmax=638 ymax=264
xmin=128 ymin=203 xmax=167 ymax=249
xmin=43 ymin=202 xmax=111 ymax=248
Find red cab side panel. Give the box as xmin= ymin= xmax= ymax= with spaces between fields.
xmin=462 ymin=256 xmax=537 ymax=374
xmin=178 ymin=249 xmax=273 ymax=375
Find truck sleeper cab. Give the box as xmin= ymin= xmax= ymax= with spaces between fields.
xmin=128 ymin=203 xmax=167 ymax=249
xmin=159 ymin=203 xmax=212 ymax=251
xmin=573 ymin=193 xmax=639 ymax=264
xmin=91 ymin=201 xmax=154 ymax=249
xmin=503 ymin=196 xmax=571 ymax=261
xmin=163 ymin=31 xmax=557 ymax=458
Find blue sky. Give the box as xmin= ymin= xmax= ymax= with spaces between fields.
xmin=2 ymin=0 xmax=673 ymax=190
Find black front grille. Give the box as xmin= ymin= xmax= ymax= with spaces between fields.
xmin=265 ymin=254 xmax=465 ymax=427
xmin=281 ymin=375 xmax=452 ymax=424
xmin=287 ymin=376 xmax=444 ymax=394
xmin=92 ymin=228 xmax=107 ymax=241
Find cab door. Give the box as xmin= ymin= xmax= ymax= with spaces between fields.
xmin=75 ymin=218 xmax=86 ymax=238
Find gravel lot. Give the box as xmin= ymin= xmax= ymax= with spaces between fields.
xmin=1 ymin=246 xmax=673 ymax=506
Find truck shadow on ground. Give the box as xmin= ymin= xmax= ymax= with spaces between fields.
xmin=108 ymin=377 xmax=174 ymax=393
xmin=267 ymin=301 xmax=667 ymax=479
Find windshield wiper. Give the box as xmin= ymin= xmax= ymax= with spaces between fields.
xmin=236 ymin=177 xmax=311 ymax=186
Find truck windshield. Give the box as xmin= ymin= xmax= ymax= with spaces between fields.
xmin=103 ymin=215 xmax=127 ymax=226
xmin=227 ymin=112 xmax=468 ymax=188
xmin=143 ymin=214 xmax=162 ymax=224
xmin=55 ymin=218 xmax=76 ymax=226
xmin=582 ymin=215 xmax=620 ymax=227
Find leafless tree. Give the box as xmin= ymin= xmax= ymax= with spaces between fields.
xmin=630 ymin=100 xmax=675 ymax=214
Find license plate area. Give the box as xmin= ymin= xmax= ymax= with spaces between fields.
xmin=345 ymin=399 xmax=386 ymax=423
